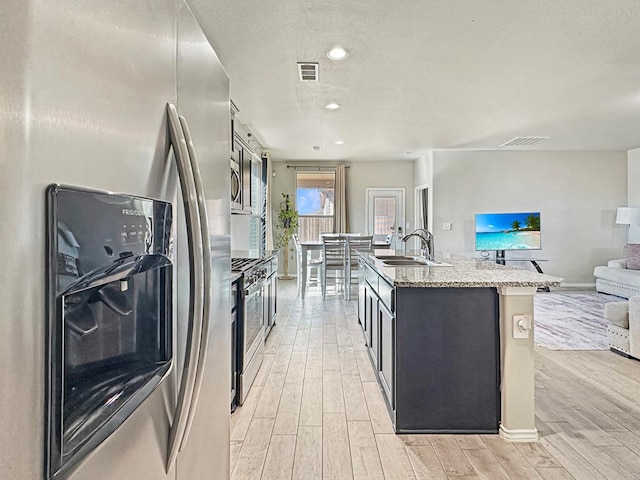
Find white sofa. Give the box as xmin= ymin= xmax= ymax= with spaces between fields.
xmin=605 ymin=297 xmax=640 ymax=360
xmin=594 ymin=259 xmax=640 ymax=299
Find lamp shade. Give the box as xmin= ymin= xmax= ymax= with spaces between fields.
xmin=616 ymin=207 xmax=640 ymax=225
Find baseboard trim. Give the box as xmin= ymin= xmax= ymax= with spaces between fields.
xmin=499 ymin=425 xmax=539 ymax=442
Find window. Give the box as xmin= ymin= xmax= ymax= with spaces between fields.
xmin=296 ymin=171 xmax=335 ymax=242
xmin=374 ymin=197 xmax=396 ymax=235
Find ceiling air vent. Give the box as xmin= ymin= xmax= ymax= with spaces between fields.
xmin=297 ymin=62 xmax=319 ymax=82
xmin=500 ymin=136 xmax=550 ymax=147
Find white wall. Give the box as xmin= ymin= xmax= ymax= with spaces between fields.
xmin=627 ymin=148 xmax=640 ymax=204
xmin=347 ymin=161 xmax=415 ymax=234
xmin=268 ymin=163 xmax=294 ymax=273
xmin=432 ymin=150 xmax=628 ymax=284
xmin=413 ymin=153 xmax=434 ymax=233
xmin=414 ymin=152 xmax=433 ymax=187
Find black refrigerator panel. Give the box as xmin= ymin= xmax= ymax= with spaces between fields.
xmin=46 ymin=185 xmax=173 ymax=480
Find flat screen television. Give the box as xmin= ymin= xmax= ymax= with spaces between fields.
xmin=475 ymin=212 xmax=541 ymax=253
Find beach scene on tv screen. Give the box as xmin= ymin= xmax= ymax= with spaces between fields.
xmin=475 ymin=212 xmax=541 ymax=250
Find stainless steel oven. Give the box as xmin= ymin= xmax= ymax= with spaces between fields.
xmin=232 ymin=258 xmax=266 ymax=404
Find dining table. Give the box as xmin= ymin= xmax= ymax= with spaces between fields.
xmin=298 ymin=239 xmax=391 ymax=299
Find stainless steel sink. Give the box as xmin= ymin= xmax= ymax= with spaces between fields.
xmin=375 ymin=255 xmax=424 ymax=261
xmin=375 ymin=255 xmax=453 ymax=267
xmin=382 ymin=259 xmax=429 ymax=266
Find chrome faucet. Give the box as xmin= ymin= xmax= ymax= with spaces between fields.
xmin=401 ymin=228 xmax=434 ymax=261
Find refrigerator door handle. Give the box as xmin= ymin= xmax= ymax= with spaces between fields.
xmin=165 ymin=103 xmax=205 ymax=472
xmin=177 ymin=114 xmax=213 ymax=451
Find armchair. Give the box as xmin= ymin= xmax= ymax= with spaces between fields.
xmin=606 ymin=296 xmax=640 ymax=360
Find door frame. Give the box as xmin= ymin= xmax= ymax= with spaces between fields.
xmin=365 ymin=187 xmax=406 ymax=239
xmin=413 ymin=182 xmax=431 ymax=233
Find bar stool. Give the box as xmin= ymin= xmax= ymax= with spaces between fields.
xmin=320 ymin=234 xmax=347 ymax=299
xmin=345 ymin=235 xmax=373 ymax=300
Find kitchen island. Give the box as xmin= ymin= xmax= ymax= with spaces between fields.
xmin=358 ymin=250 xmax=562 ymax=441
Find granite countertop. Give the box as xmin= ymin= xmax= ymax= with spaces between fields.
xmin=360 ymin=249 xmax=563 ymax=288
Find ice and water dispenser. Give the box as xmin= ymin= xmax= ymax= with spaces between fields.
xmin=46 ymin=185 xmax=173 ymax=479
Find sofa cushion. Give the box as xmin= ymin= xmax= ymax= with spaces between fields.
xmin=607 ymin=259 xmax=627 ymax=269
xmin=594 ymin=265 xmax=640 ymax=289
xmin=624 ymin=244 xmax=640 ymax=270
xmin=604 ymin=301 xmax=629 ymax=328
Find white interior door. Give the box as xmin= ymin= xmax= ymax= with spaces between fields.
xmin=366 ymin=188 xmax=405 ymax=243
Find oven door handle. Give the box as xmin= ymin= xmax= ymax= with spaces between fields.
xmin=178 ymin=114 xmax=213 ymax=451
xmin=166 ymin=103 xmax=204 ymax=472
xmin=244 ymin=282 xmax=264 ymax=298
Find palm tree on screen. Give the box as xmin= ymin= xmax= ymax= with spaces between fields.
xmin=525 ymin=214 xmax=540 ymax=231
xmin=511 ymin=220 xmax=521 ymax=231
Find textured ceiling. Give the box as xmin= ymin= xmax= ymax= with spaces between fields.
xmin=189 ymin=0 xmax=640 ymax=161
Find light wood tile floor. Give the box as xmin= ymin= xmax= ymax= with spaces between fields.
xmin=230 ymin=281 xmax=640 ymax=479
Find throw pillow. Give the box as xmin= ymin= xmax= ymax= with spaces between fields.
xmin=624 ymin=244 xmax=640 ymax=270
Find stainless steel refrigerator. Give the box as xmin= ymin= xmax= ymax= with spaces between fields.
xmin=0 ymin=1 xmax=230 ymax=479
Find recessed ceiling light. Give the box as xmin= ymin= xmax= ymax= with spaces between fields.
xmin=335 ymin=140 xmax=344 ymax=145
xmin=325 ymin=102 xmax=340 ymax=110
xmin=326 ymin=46 xmax=349 ymax=60
xmin=404 ymin=151 xmax=412 ymax=155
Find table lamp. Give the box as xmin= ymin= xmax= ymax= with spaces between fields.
xmin=616 ymin=207 xmax=640 ymax=243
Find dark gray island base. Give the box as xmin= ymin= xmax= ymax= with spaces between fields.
xmin=358 ymin=250 xmax=562 ymax=437
xmin=394 ymin=287 xmax=499 ymax=433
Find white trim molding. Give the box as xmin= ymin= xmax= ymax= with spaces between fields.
xmin=499 ymin=425 xmax=539 ymax=442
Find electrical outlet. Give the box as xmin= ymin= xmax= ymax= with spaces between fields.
xmin=442 ymin=222 xmax=452 ymax=231
xmin=513 ymin=314 xmax=532 ymax=339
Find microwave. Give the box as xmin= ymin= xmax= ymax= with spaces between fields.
xmin=231 ymin=149 xmax=242 ymax=211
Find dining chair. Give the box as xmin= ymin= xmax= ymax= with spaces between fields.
xmin=345 ymin=235 xmax=373 ymax=300
xmin=292 ymin=233 xmax=322 ymax=297
xmin=320 ymin=234 xmax=347 ymax=299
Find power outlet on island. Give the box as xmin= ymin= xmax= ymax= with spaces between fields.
xmin=513 ymin=314 xmax=532 ymax=339
xmin=442 ymin=222 xmax=452 ymax=231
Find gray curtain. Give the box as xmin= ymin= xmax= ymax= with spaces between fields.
xmin=334 ymin=164 xmax=349 ymax=233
